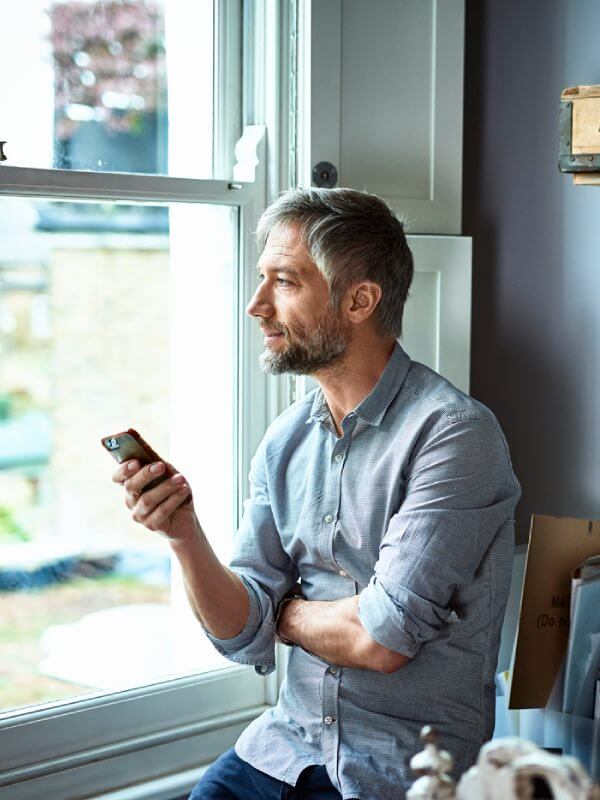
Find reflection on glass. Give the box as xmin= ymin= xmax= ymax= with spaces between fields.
xmin=0 ymin=198 xmax=237 ymax=713
xmin=51 ymin=0 xmax=168 ymax=172
xmin=0 ymin=0 xmax=215 ymax=177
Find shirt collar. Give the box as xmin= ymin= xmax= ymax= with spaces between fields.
xmin=307 ymin=387 xmax=331 ymax=424
xmin=307 ymin=341 xmax=411 ymax=428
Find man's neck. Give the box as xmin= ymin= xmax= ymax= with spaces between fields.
xmin=313 ymin=336 xmax=396 ymax=436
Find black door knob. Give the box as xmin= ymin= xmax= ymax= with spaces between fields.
xmin=312 ymin=161 xmax=338 ymax=188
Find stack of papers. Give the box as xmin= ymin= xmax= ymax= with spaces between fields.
xmin=563 ymin=556 xmax=600 ymax=718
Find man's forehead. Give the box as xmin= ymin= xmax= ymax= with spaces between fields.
xmin=259 ymin=223 xmax=317 ymax=273
xmin=264 ymin=222 xmax=304 ymax=252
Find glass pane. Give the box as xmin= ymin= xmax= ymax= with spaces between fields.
xmin=0 ymin=197 xmax=238 ymax=713
xmin=0 ymin=1 xmax=225 ymax=178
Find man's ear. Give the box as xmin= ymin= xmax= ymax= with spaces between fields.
xmin=345 ymin=282 xmax=383 ymax=324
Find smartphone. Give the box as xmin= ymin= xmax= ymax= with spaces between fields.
xmin=101 ymin=428 xmax=192 ymax=502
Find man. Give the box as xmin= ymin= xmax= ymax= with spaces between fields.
xmin=112 ymin=188 xmax=521 ymax=800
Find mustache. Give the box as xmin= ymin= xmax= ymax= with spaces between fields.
xmin=260 ymin=324 xmax=286 ymax=335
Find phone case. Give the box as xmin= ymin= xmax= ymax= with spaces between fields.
xmin=101 ymin=428 xmax=192 ymax=503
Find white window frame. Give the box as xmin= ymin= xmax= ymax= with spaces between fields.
xmin=0 ymin=1 xmax=297 ymax=797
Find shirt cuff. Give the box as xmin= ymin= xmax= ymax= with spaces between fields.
xmin=357 ymin=574 xmax=449 ymax=658
xmin=202 ymin=575 xmax=263 ymax=650
xmin=201 ymin=576 xmax=276 ymax=676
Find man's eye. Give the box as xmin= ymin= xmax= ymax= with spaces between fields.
xmin=255 ymin=274 xmax=293 ymax=287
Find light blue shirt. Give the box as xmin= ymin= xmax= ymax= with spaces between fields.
xmin=206 ymin=343 xmax=521 ymax=799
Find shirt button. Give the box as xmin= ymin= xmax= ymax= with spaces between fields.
xmin=339 ymin=569 xmax=348 ymax=577
xmin=330 ymin=667 xmax=339 ymax=675
xmin=324 ymin=715 xmax=334 ymax=725
xmin=324 ymin=514 xmax=333 ymax=523
xmin=259 ymin=665 xmax=268 ymax=674
xmin=335 ymin=453 xmax=343 ymax=462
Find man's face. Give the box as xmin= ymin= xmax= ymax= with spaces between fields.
xmin=246 ymin=222 xmax=349 ymax=375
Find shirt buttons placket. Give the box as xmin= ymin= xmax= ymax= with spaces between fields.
xmin=321 ymin=665 xmax=341 ymax=771
xmin=335 ymin=453 xmax=344 ymax=462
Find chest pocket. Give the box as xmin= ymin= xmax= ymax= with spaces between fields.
xmin=275 ymin=486 xmax=324 ymax=563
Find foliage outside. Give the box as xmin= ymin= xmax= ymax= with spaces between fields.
xmin=0 ymin=506 xmax=30 ymax=543
xmin=49 ymin=0 xmax=166 ymax=139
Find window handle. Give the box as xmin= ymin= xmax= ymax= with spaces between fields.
xmin=0 ymin=141 xmax=6 ymax=161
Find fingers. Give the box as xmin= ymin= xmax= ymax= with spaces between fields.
xmin=123 ymin=461 xmax=166 ymax=496
xmin=134 ymin=482 xmax=191 ymax=532
xmin=124 ymin=467 xmax=178 ymax=516
xmin=112 ymin=459 xmax=140 ymax=484
xmin=113 ymin=459 xmax=191 ymax=534
xmin=127 ymin=467 xmax=189 ymax=516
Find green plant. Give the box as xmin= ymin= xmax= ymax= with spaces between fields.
xmin=0 ymin=506 xmax=30 ymax=542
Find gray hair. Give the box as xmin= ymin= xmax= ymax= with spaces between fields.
xmin=255 ymin=187 xmax=414 ymax=339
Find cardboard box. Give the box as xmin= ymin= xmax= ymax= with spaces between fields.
xmin=509 ymin=514 xmax=600 ymax=709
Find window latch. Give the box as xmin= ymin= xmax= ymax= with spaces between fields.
xmin=0 ymin=142 xmax=6 ymax=162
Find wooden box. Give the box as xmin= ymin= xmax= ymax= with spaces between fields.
xmin=559 ymin=85 xmax=600 ymax=185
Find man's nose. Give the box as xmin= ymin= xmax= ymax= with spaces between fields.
xmin=246 ymin=283 xmax=273 ymax=318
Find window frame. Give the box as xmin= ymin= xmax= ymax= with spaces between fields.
xmin=0 ymin=0 xmax=298 ymax=795
xmin=0 ymin=141 xmax=274 ymax=800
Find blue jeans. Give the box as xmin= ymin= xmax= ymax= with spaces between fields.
xmin=188 ymin=747 xmax=344 ymax=799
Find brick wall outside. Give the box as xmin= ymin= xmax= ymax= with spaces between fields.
xmin=49 ymin=240 xmax=171 ymax=553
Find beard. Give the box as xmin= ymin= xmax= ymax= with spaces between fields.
xmin=259 ymin=306 xmax=348 ymax=375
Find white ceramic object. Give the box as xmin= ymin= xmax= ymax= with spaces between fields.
xmin=407 ymin=726 xmax=456 ymax=800
xmin=456 ymin=736 xmax=599 ymax=800
xmin=457 ymin=738 xmax=539 ymax=799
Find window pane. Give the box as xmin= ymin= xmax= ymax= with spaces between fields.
xmin=0 ymin=1 xmax=228 ymax=178
xmin=0 ymin=197 xmax=238 ymax=713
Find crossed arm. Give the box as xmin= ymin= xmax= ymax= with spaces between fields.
xmin=172 ymin=529 xmax=410 ymax=673
xmin=167 ymin=518 xmax=408 ymax=673
xmin=116 ymin=458 xmax=409 ymax=674
xmin=109 ymin=438 xmax=412 ymax=674
xmin=275 ymin=593 xmax=410 ymax=674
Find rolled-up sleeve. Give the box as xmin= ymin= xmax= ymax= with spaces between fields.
xmin=204 ymin=441 xmax=298 ymax=675
xmin=357 ymin=412 xmax=521 ymax=658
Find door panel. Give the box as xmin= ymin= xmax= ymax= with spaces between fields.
xmin=300 ymin=0 xmax=465 ymax=234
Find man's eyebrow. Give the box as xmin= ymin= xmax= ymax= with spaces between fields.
xmin=256 ymin=264 xmax=305 ymax=279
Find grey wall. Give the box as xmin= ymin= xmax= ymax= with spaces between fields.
xmin=464 ymin=0 xmax=600 ymax=545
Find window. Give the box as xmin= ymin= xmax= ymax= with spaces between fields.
xmin=1 ymin=0 xmax=216 ymax=178
xmin=0 ymin=1 xmax=296 ymax=796
xmin=1 ymin=198 xmax=238 ymax=707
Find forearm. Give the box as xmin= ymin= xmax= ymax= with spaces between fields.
xmin=170 ymin=520 xmax=250 ymax=640
xmin=278 ymin=595 xmax=386 ymax=671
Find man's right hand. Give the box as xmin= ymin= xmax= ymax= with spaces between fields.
xmin=112 ymin=459 xmax=198 ymax=544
